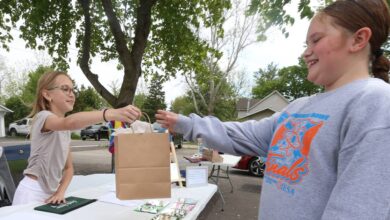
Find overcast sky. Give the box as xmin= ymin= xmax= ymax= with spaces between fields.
xmin=0 ymin=7 xmax=311 ymax=106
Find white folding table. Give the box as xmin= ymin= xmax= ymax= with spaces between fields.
xmin=0 ymin=174 xmax=217 ymax=220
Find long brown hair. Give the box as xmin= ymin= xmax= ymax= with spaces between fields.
xmin=28 ymin=71 xmax=72 ymax=118
xmin=321 ymin=0 xmax=390 ymax=82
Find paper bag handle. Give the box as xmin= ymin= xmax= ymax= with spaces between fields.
xmin=125 ymin=112 xmax=153 ymax=133
xmin=140 ymin=112 xmax=151 ymax=123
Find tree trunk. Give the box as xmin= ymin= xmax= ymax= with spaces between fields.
xmin=78 ymin=0 xmax=157 ymax=108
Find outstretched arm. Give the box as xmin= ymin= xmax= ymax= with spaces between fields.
xmin=156 ymin=110 xmax=277 ymax=157
xmin=155 ymin=110 xmax=179 ymax=133
xmin=44 ymin=105 xmax=142 ymax=132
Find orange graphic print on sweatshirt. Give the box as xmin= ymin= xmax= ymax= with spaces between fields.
xmin=264 ymin=112 xmax=329 ymax=196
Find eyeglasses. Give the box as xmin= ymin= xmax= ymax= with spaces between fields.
xmin=48 ymin=85 xmax=75 ymax=95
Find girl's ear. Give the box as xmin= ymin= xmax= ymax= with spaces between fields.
xmin=350 ymin=27 xmax=371 ymax=53
xmin=42 ymin=90 xmax=52 ymax=102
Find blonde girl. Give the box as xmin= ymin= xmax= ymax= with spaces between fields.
xmin=13 ymin=71 xmax=141 ymax=205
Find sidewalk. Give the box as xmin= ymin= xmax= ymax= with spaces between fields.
xmin=72 ymin=144 xmax=261 ymax=220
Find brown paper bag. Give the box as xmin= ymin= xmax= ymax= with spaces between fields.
xmin=202 ymin=148 xmax=223 ymax=163
xmin=114 ymin=132 xmax=171 ymax=200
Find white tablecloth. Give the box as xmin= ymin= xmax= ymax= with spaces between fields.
xmin=0 ymin=174 xmax=217 ymax=220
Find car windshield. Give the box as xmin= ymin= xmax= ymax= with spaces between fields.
xmin=91 ymin=125 xmax=102 ymax=129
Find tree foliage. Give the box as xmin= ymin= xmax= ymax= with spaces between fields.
xmin=4 ymin=66 xmax=51 ymax=126
xmin=247 ymin=0 xmax=316 ymax=38
xmin=71 ymin=85 xmax=105 ymax=113
xmin=252 ymin=58 xmax=322 ymax=101
xmin=0 ymin=0 xmax=230 ymax=108
xmin=142 ymin=77 xmax=166 ymax=122
xmin=248 ymin=0 xmax=390 ymax=52
xmin=171 ymin=85 xmax=236 ymax=121
xmin=133 ymin=93 xmax=147 ymax=110
xmin=251 ymin=62 xmax=280 ymax=99
xmin=4 ymin=96 xmax=30 ymax=127
xmin=170 ymin=95 xmax=195 ymax=116
xmin=22 ymin=65 xmax=53 ymax=104
xmin=184 ymin=0 xmax=256 ymax=118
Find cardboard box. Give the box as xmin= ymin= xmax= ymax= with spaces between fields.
xmin=114 ymin=132 xmax=171 ymax=200
xmin=202 ymin=148 xmax=223 ymax=163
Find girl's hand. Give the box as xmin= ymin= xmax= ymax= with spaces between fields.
xmin=45 ymin=191 xmax=66 ymax=205
xmin=106 ymin=105 xmax=141 ymax=124
xmin=155 ymin=110 xmax=179 ymax=133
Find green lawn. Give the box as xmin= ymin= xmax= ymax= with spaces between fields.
xmin=8 ymin=160 xmax=28 ymax=186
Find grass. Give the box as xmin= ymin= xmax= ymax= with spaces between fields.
xmin=8 ymin=160 xmax=28 ymax=185
xmin=9 ymin=160 xmax=28 ymax=173
xmin=71 ymin=132 xmax=81 ymax=140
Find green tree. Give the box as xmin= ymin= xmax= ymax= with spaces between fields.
xmin=247 ymin=0 xmax=390 ymax=52
xmin=3 ymin=66 xmax=52 ymax=126
xmin=252 ymin=62 xmax=283 ymax=99
xmin=133 ymin=93 xmax=147 ymax=109
xmin=189 ymin=69 xmax=237 ymax=118
xmin=0 ymin=60 xmax=28 ymax=103
xmin=247 ymin=0 xmax=329 ymax=38
xmin=278 ymin=59 xmax=323 ymax=100
xmin=0 ymin=56 xmax=7 ymax=103
xmin=185 ymin=0 xmax=257 ymax=117
xmin=170 ymin=95 xmax=195 ymax=116
xmin=72 ymin=85 xmax=105 ymax=113
xmin=4 ymin=96 xmax=30 ymax=127
xmin=21 ymin=66 xmax=53 ymax=104
xmin=0 ymin=0 xmax=230 ymax=108
xmin=252 ymin=59 xmax=322 ymax=101
xmin=142 ymin=77 xmax=166 ymax=122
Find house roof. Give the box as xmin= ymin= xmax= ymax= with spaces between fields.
xmin=0 ymin=104 xmax=13 ymax=113
xmin=236 ymin=98 xmax=260 ymax=110
xmin=239 ymin=107 xmax=276 ymax=120
xmin=237 ymin=90 xmax=290 ymax=120
xmin=237 ymin=91 xmax=289 ymax=111
xmin=248 ymin=90 xmax=289 ymax=112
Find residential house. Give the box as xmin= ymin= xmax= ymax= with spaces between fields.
xmin=236 ymin=91 xmax=289 ymax=121
xmin=0 ymin=104 xmax=13 ymax=137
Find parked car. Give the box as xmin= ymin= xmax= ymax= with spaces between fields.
xmin=8 ymin=118 xmax=32 ymax=137
xmin=233 ymin=156 xmax=266 ymax=177
xmin=172 ymin=133 xmax=183 ymax=149
xmin=80 ymin=124 xmax=109 ymax=141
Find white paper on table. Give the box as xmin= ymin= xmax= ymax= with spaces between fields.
xmin=170 ymin=163 xmax=180 ymax=182
xmin=186 ymin=166 xmax=208 ymax=187
xmin=98 ymin=192 xmax=144 ymax=207
xmin=5 ymin=212 xmax=58 ymax=220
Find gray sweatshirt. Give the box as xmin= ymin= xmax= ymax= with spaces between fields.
xmin=175 ymin=78 xmax=390 ymax=220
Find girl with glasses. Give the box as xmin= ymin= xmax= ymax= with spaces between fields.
xmin=12 ymin=71 xmax=141 ymax=205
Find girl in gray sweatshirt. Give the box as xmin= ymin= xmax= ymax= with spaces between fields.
xmin=156 ymin=0 xmax=390 ymax=219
